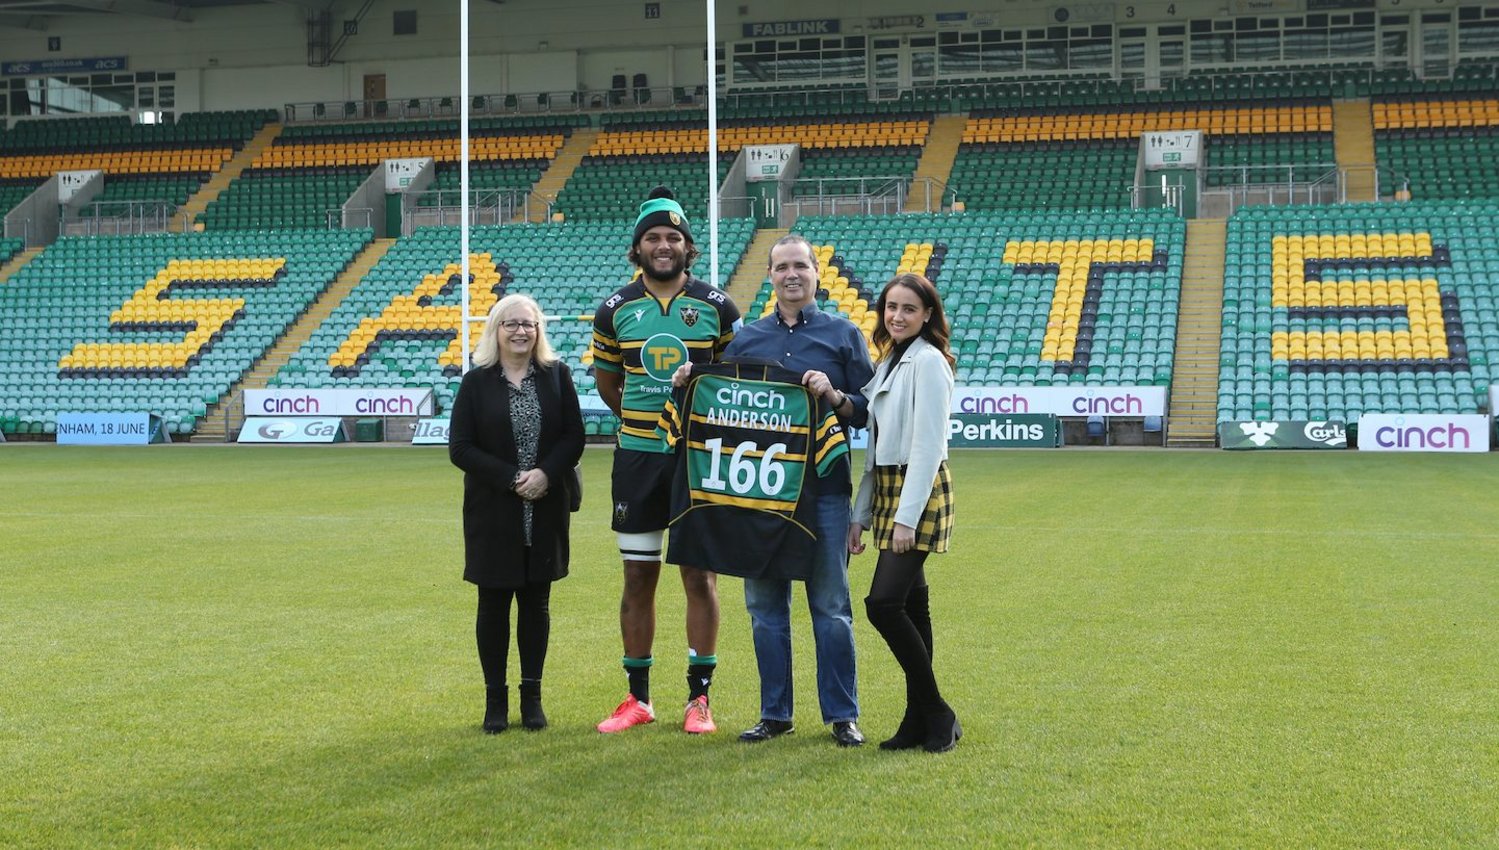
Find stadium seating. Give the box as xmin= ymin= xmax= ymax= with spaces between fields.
xmin=202 ymin=117 xmax=578 ymax=230
xmin=952 ymin=102 xmax=1334 ymax=210
xmin=747 ymin=210 xmax=1185 ymax=387
xmin=1218 ymin=201 xmax=1497 ymax=423
xmin=0 ymin=229 xmax=370 ymax=436
xmin=555 ymin=155 xmax=734 ymax=222
xmin=266 ymin=219 xmax=756 ymax=428
xmin=1374 ymin=97 xmax=1499 ymax=200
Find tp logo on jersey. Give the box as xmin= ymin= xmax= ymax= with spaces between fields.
xmin=1239 ymin=421 xmax=1279 ymax=447
xmin=642 ymin=332 xmax=688 ymax=381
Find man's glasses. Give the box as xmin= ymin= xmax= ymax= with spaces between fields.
xmin=500 ymin=319 xmax=538 ymax=332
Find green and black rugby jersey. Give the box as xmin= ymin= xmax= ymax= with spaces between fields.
xmin=592 ymin=276 xmax=741 ymax=453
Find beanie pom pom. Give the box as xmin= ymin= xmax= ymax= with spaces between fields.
xmin=647 ymin=186 xmax=676 ymax=201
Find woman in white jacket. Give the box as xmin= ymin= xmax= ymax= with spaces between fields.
xmin=848 ymin=273 xmax=959 ymax=753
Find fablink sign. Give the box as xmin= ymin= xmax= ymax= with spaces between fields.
xmin=1219 ymin=420 xmax=1347 ymax=450
xmin=742 ymin=19 xmax=839 ymax=37
xmin=948 ymin=414 xmax=1060 ymax=448
xmin=244 ymin=388 xmax=434 ymax=417
xmin=952 ymin=386 xmax=1167 ymax=417
xmin=1357 ymin=414 xmax=1490 ymax=453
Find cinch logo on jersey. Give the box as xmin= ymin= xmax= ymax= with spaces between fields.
xmin=705 ymin=382 xmax=794 ymax=431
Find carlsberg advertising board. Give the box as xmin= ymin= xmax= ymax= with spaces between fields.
xmin=1219 ymin=421 xmax=1348 ymax=450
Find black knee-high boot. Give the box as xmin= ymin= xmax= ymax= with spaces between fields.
xmin=867 ymin=588 xmax=959 ymax=753
xmin=880 ymin=585 xmax=933 ymax=750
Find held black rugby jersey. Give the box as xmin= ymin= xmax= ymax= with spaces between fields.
xmin=658 ymin=362 xmax=848 ymax=580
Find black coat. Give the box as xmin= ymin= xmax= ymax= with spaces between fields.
xmin=449 ymin=361 xmax=585 ymax=588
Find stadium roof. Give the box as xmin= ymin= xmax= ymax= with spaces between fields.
xmin=0 ymin=0 xmax=325 ymax=29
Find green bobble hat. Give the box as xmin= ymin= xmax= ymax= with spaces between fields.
xmin=632 ymin=186 xmax=693 ymax=245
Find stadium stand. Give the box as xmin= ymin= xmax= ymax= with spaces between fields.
xmin=1218 ymin=201 xmax=1496 ymax=423
xmin=1373 ymin=96 xmax=1499 ymax=200
xmin=0 ymin=230 xmax=370 ymax=437
xmin=746 ymin=210 xmax=1185 ymax=387
xmin=265 ymin=219 xmax=757 ymax=434
xmin=199 ymin=117 xmax=579 ymax=230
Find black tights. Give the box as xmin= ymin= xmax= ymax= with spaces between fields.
xmin=476 ymin=582 xmax=551 ymax=689
xmin=864 ymin=550 xmax=940 ymax=709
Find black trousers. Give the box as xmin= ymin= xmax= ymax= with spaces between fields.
xmin=476 ymin=579 xmax=552 ymax=688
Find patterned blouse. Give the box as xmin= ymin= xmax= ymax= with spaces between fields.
xmin=508 ymin=363 xmax=541 ymax=546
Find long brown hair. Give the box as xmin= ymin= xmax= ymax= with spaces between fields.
xmin=870 ymin=273 xmax=955 ymax=367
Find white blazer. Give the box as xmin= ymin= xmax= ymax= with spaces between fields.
xmin=852 ymin=336 xmax=954 ymax=530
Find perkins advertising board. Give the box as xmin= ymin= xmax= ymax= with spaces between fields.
xmin=952 ymin=386 xmax=1166 ymax=417
xmin=243 ymin=388 xmax=433 ymax=417
xmin=1357 ymin=414 xmax=1490 ymax=453
xmin=949 ymin=413 xmax=1061 ymax=448
xmin=238 ymin=417 xmax=348 ymax=444
xmin=56 ymin=412 xmax=168 ymax=445
xmin=1219 ymin=421 xmax=1347 ymax=450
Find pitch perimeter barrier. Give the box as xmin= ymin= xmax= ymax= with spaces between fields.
xmin=244 ymin=388 xmax=434 ymax=417
xmin=1356 ymin=414 xmax=1490 ymax=453
xmin=56 ymin=412 xmax=170 ymax=445
xmin=949 ymin=413 xmax=1061 ymax=448
xmin=1219 ymin=420 xmax=1348 ymax=450
xmin=238 ymin=417 xmax=349 ymax=443
xmin=953 ymin=386 xmax=1166 ymax=417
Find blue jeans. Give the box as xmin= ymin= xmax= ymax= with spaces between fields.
xmin=744 ymin=492 xmax=858 ymax=724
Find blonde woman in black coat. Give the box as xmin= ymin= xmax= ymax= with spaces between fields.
xmin=450 ymin=294 xmax=585 ymax=733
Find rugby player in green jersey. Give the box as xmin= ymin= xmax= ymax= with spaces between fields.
xmin=592 ymin=187 xmax=741 ymax=734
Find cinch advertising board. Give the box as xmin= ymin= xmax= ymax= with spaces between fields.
xmin=411 ymin=417 xmax=450 ymax=445
xmin=948 ymin=413 xmax=1061 ymax=448
xmin=56 ymin=412 xmax=168 ymax=445
xmin=952 ymin=386 xmax=1167 ymax=417
xmin=1356 ymin=414 xmax=1490 ymax=453
xmin=243 ymin=388 xmax=433 ymax=417
xmin=238 ymin=417 xmax=349 ymax=444
xmin=1219 ymin=420 xmax=1348 ymax=450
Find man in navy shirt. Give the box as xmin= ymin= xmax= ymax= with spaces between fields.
xmin=723 ymin=235 xmax=875 ymax=747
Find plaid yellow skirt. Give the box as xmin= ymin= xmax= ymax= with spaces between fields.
xmin=869 ymin=461 xmax=954 ymax=553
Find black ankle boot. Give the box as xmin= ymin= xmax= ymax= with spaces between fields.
xmin=922 ymin=701 xmax=961 ymax=753
xmin=483 ymin=686 xmax=508 ymax=734
xmin=879 ymin=704 xmax=925 ymax=751
xmin=519 ymin=681 xmax=547 ymax=730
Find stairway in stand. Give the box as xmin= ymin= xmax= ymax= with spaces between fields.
xmin=1167 ymin=218 xmax=1227 ymax=448
xmin=904 ymin=113 xmax=966 ymax=213
xmin=191 ymin=238 xmax=397 ymax=442
xmin=520 ymin=128 xmax=600 ymax=223
xmin=174 ymin=122 xmax=285 ymax=231
xmin=0 ymin=247 xmax=44 ymax=285
xmin=724 ymin=227 xmax=786 ymax=317
xmin=1333 ymin=99 xmax=1377 ymax=203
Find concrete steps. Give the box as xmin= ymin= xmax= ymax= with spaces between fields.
xmin=904 ymin=114 xmax=966 ymax=213
xmin=521 ymin=128 xmax=600 ymax=223
xmin=0 ymin=247 xmax=44 ymax=285
xmin=1333 ymin=99 xmax=1377 ymax=202
xmin=1167 ymin=218 xmax=1227 ymax=448
xmin=175 ymin=122 xmax=285 ymax=231
xmin=724 ymin=227 xmax=785 ymax=316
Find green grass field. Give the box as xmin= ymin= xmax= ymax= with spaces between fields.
xmin=3 ymin=446 xmax=1497 ymax=848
